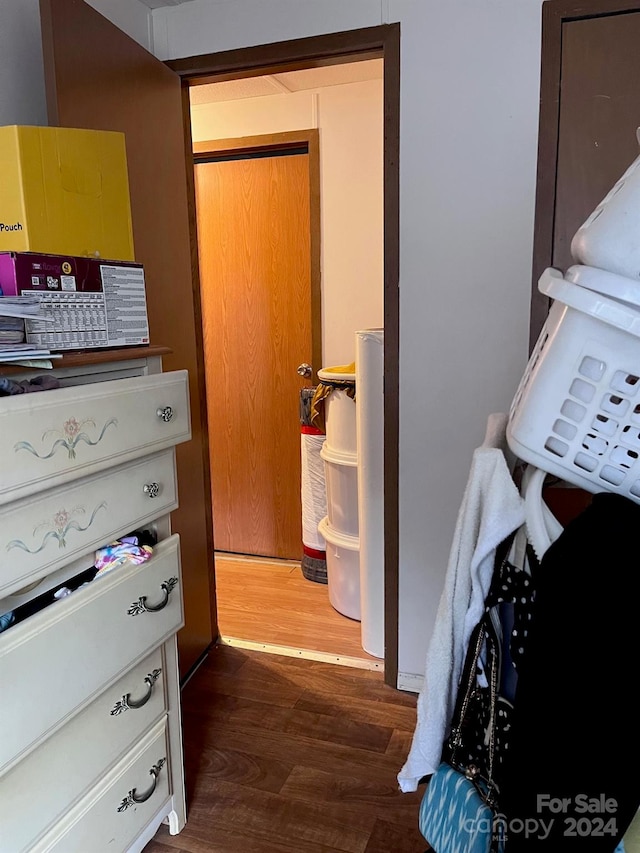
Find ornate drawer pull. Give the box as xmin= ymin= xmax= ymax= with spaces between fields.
xmin=156 ymin=406 xmax=173 ymax=423
xmin=117 ymin=757 xmax=166 ymax=812
xmin=110 ymin=668 xmax=162 ymax=715
xmin=143 ymin=482 xmax=160 ymax=499
xmin=127 ymin=577 xmax=178 ymax=616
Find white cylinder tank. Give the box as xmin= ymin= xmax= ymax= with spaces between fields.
xmin=355 ymin=329 xmax=384 ymax=659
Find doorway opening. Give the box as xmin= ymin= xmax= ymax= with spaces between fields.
xmin=188 ymin=58 xmax=385 ymax=669
xmin=38 ymin=8 xmax=400 ymax=684
xmin=168 ymin=22 xmax=400 ymax=686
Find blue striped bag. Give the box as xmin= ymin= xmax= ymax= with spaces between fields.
xmin=419 ymin=762 xmax=498 ymax=853
xmin=419 ymin=593 xmax=507 ymax=853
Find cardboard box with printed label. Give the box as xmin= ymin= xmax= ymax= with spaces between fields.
xmin=0 ymin=252 xmax=149 ymax=351
xmin=0 ymin=125 xmax=135 ymax=261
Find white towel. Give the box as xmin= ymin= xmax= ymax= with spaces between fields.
xmin=397 ymin=422 xmax=525 ymax=793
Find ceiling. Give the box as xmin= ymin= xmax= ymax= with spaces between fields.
xmin=189 ymin=58 xmax=383 ymax=106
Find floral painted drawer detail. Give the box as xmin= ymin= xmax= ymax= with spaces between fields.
xmin=0 ymin=370 xmax=190 ymax=506
xmin=14 ymin=416 xmax=118 ymax=460
xmin=0 ymin=450 xmax=178 ymax=597
xmin=7 ymin=503 xmax=108 ymax=554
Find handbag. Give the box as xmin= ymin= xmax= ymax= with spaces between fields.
xmin=443 ymin=529 xmax=538 ymax=791
xmin=419 ymin=761 xmax=497 ymax=853
xmin=419 ymin=620 xmax=504 ymax=853
xmin=419 ymin=537 xmax=521 ymax=853
xmin=447 ymin=532 xmax=537 ymax=795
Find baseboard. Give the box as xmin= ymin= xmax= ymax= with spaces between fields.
xmin=396 ymin=671 xmax=424 ymax=693
xmin=218 ymin=635 xmax=383 ymax=672
xmin=179 ymin=643 xmax=212 ymax=689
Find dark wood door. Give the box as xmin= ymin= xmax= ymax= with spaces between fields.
xmin=532 ymin=2 xmax=640 ymax=344
xmin=196 ymin=152 xmax=312 ymax=559
xmin=553 ymin=13 xmax=640 ymax=273
xmin=40 ymin=0 xmax=215 ymax=676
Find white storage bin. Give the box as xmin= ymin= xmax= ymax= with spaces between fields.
xmin=566 ymin=264 xmax=640 ymax=310
xmin=317 ymin=367 xmax=357 ymax=456
xmin=507 ymin=267 xmax=640 ymax=500
xmin=318 ymin=517 xmax=361 ymax=621
xmin=571 ymin=146 xmax=640 ymax=280
xmin=320 ymin=443 xmax=358 ymax=537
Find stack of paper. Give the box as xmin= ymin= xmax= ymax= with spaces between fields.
xmin=0 ymin=297 xmax=58 ymax=365
xmin=0 ymin=295 xmax=50 ymax=319
xmin=0 ymin=315 xmax=24 ymax=345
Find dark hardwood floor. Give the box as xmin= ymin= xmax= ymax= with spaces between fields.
xmin=147 ymin=645 xmax=427 ymax=853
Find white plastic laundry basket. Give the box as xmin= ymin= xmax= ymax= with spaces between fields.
xmin=507 ymin=267 xmax=640 ymax=500
xmin=566 ymin=264 xmax=640 ymax=310
xmin=571 ymin=145 xmax=640 ymax=280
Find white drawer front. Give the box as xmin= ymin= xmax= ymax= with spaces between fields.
xmin=0 ymin=450 xmax=178 ymax=597
xmin=0 ymin=370 xmax=190 ymax=506
xmin=0 ymin=647 xmax=166 ymax=853
xmin=0 ymin=536 xmax=183 ymax=775
xmin=33 ymin=721 xmax=170 ymax=853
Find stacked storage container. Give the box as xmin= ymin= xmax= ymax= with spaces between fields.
xmin=317 ymin=367 xmax=361 ymax=621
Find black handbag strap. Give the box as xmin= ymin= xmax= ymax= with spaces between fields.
xmin=447 ymin=531 xmax=516 ymax=805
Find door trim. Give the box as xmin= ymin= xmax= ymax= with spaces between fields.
xmin=168 ymin=23 xmax=401 ymax=687
xmin=194 ymin=130 xmax=322 ymax=378
xmin=532 ymin=0 xmax=640 ymax=350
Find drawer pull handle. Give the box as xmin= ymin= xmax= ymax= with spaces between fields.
xmin=127 ymin=577 xmax=178 ymax=616
xmin=156 ymin=406 xmax=173 ymax=423
xmin=143 ymin=482 xmax=160 ymax=499
xmin=117 ymin=757 xmax=166 ymax=812
xmin=110 ymin=668 xmax=162 ymax=715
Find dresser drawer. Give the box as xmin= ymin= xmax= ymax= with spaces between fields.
xmin=0 ymin=370 xmax=190 ymax=507
xmin=0 ymin=450 xmax=178 ymax=597
xmin=0 ymin=647 xmax=167 ymax=853
xmin=33 ymin=720 xmax=170 ymax=853
xmin=0 ymin=535 xmax=182 ymax=774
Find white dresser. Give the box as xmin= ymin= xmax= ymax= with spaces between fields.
xmin=0 ymin=349 xmax=189 ymax=853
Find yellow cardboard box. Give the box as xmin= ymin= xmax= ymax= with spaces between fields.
xmin=0 ymin=125 xmax=135 ymax=261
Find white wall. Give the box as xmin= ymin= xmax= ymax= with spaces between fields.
xmin=320 ymin=80 xmax=384 ymax=364
xmin=154 ymin=0 xmax=543 ymax=683
xmin=85 ymin=0 xmax=153 ymax=52
xmin=192 ymin=91 xmax=314 ymax=138
xmin=191 ymin=78 xmax=384 ymax=365
xmin=392 ymin=0 xmax=541 ymax=682
xmin=0 ymin=0 xmax=152 ymax=128
xmin=152 ymin=0 xmax=383 ymax=60
xmin=0 ymin=1 xmax=48 ymax=126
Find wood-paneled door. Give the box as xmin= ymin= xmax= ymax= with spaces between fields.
xmin=530 ymin=0 xmax=640 ymax=525
xmin=194 ymin=135 xmax=320 ymax=559
xmin=532 ymin=0 xmax=640 ymax=347
xmin=40 ymin=0 xmax=216 ymax=678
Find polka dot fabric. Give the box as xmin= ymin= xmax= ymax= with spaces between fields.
xmin=443 ymin=532 xmax=538 ymax=796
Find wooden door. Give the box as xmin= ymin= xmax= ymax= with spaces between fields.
xmin=195 ymin=151 xmax=312 ymax=559
xmin=553 ymin=13 xmax=640 ymax=273
xmin=532 ymin=2 xmax=640 ymax=344
xmin=39 ymin=0 xmax=215 ymax=676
